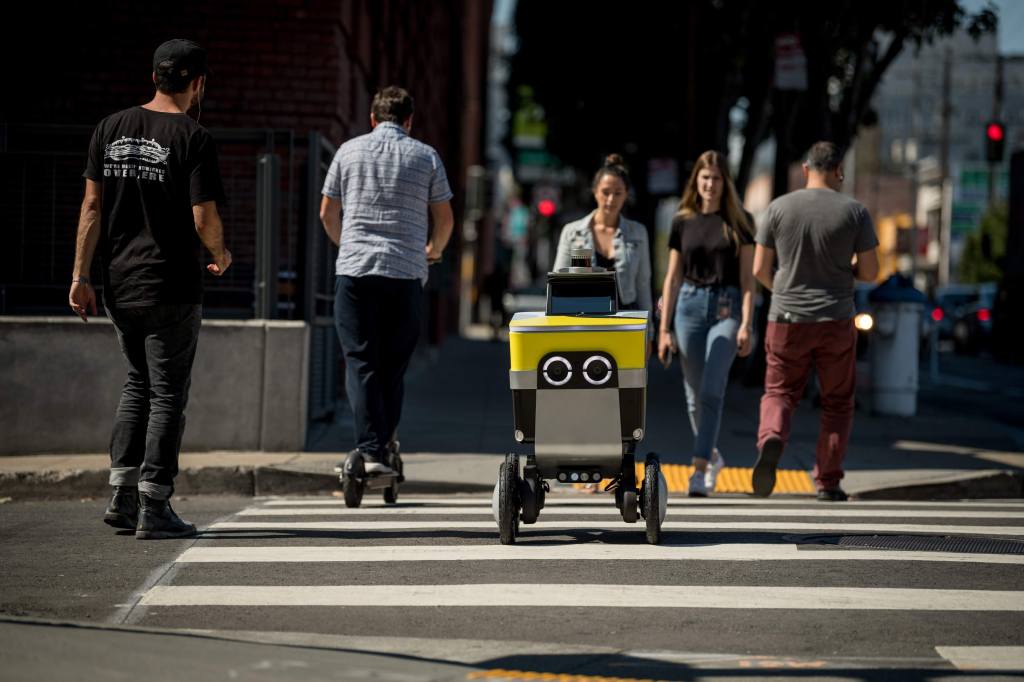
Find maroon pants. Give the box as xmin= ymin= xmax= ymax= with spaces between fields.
xmin=757 ymin=318 xmax=857 ymax=491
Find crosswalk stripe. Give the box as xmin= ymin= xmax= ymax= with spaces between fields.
xmin=259 ymin=497 xmax=1024 ymax=509
xmin=934 ymin=646 xmax=1024 ymax=671
xmin=175 ymin=544 xmax=1024 ymax=565
xmin=139 ymin=584 xmax=1024 ymax=610
xmin=237 ymin=506 xmax=1024 ymax=519
xmin=207 ymin=520 xmax=1024 ymax=536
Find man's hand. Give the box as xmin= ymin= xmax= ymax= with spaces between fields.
xmin=207 ymin=248 xmax=233 ymax=276
xmin=736 ymin=325 xmax=753 ymax=358
xmin=69 ymin=280 xmax=97 ymax=322
xmin=425 ymin=242 xmax=443 ymax=264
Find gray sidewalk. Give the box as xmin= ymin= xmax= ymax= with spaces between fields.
xmin=1 ymin=328 xmax=1021 ymax=500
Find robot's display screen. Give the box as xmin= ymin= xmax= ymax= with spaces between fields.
xmin=549 ymin=295 xmax=616 ymax=314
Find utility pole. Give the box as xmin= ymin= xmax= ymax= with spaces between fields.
xmin=938 ymin=47 xmax=952 ymax=288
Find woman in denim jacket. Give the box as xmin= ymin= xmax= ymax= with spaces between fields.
xmin=657 ymin=150 xmax=755 ymax=496
xmin=553 ymin=154 xmax=652 ymax=322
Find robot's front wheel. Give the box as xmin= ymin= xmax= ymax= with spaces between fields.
xmin=642 ymin=454 xmax=663 ymax=544
xmin=342 ymin=452 xmax=365 ymax=508
xmin=621 ymin=490 xmax=638 ymax=523
xmin=497 ymin=453 xmax=520 ymax=544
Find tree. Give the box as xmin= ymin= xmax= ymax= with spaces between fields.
xmin=510 ymin=0 xmax=998 ymax=210
xmin=959 ymin=202 xmax=1007 ymax=283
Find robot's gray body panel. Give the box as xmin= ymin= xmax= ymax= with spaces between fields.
xmin=533 ymin=388 xmax=623 ymax=476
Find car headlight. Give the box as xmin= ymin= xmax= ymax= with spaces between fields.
xmin=854 ymin=312 xmax=874 ymax=332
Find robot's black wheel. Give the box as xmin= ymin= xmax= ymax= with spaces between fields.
xmin=520 ymin=474 xmax=542 ymax=524
xmin=644 ymin=454 xmax=662 ymax=544
xmin=621 ymin=489 xmax=638 ymax=523
xmin=498 ymin=453 xmax=520 ymax=544
xmin=342 ymin=453 xmax=365 ymax=509
xmin=383 ymin=482 xmax=398 ymax=504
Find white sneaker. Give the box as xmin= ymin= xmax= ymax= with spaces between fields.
xmin=688 ymin=470 xmax=708 ymax=497
xmin=705 ymin=448 xmax=725 ymax=493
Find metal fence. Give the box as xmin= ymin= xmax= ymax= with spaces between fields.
xmin=0 ymin=122 xmax=342 ymax=439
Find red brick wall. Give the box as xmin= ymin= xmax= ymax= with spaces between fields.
xmin=3 ymin=1 xmax=491 ymax=328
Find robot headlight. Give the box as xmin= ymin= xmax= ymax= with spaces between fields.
xmin=542 ymin=356 xmax=573 ymax=386
xmin=582 ymin=355 xmax=613 ymax=386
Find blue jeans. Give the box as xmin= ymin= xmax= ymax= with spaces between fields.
xmin=106 ymin=304 xmax=202 ymax=499
xmin=334 ymin=275 xmax=422 ymax=459
xmin=674 ymin=283 xmax=741 ymax=461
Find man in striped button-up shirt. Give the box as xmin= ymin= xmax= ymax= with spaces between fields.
xmin=320 ymin=86 xmax=454 ymax=473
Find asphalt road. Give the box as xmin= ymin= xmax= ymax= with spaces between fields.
xmin=2 ymin=493 xmax=1023 ymax=681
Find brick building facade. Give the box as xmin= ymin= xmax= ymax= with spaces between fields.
xmin=2 ymin=0 xmax=490 ymax=339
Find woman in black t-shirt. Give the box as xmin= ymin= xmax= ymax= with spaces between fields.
xmin=657 ymin=150 xmax=755 ymax=497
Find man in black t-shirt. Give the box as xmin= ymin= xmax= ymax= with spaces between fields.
xmin=70 ymin=39 xmax=231 ymax=539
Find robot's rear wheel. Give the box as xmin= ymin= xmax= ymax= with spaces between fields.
xmin=497 ymin=453 xmax=520 ymax=544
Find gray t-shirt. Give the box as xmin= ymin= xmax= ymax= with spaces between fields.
xmin=756 ymin=188 xmax=879 ymax=322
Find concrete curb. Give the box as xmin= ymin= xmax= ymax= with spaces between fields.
xmin=851 ymin=469 xmax=1024 ymax=501
xmin=0 ymin=466 xmax=494 ymax=500
xmin=1 ymin=466 xmax=1020 ymax=501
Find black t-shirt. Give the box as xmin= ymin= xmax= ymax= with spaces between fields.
xmin=667 ymin=210 xmax=754 ymax=287
xmin=84 ymin=106 xmax=225 ymax=308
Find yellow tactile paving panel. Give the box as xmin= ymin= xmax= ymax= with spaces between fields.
xmin=573 ymin=464 xmax=815 ymax=494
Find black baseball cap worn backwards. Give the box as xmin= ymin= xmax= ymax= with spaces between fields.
xmin=153 ymin=39 xmax=211 ymax=81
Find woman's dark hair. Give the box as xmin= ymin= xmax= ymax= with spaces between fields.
xmin=592 ymin=153 xmax=630 ymax=191
xmin=372 ymin=86 xmax=414 ymax=123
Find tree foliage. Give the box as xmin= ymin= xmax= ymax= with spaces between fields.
xmin=510 ymin=0 xmax=998 ymax=212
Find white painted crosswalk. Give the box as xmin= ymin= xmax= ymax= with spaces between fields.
xmin=137 ymin=493 xmax=1024 ymax=668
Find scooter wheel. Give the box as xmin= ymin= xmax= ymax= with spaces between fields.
xmin=497 ymin=453 xmax=520 ymax=544
xmin=383 ymin=453 xmax=402 ymax=504
xmin=643 ymin=455 xmax=662 ymax=544
xmin=621 ymin=489 xmax=638 ymax=523
xmin=343 ymin=475 xmax=364 ymax=509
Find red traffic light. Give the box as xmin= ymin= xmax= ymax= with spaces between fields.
xmin=537 ymin=199 xmax=557 ymax=217
xmin=987 ymin=122 xmax=1004 ymax=142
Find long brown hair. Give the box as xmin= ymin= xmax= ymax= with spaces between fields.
xmin=677 ymin=150 xmax=752 ymax=254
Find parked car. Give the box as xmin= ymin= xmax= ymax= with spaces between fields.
xmin=950 ymin=282 xmax=997 ymax=355
xmin=932 ymin=284 xmax=983 ymax=341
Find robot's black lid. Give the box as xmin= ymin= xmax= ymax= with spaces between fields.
xmin=545 ymin=270 xmax=618 ymax=316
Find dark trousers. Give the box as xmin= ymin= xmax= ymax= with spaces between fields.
xmin=107 ymin=304 xmax=202 ymax=497
xmin=757 ymin=318 xmax=857 ymax=491
xmin=333 ymin=275 xmax=422 ymax=458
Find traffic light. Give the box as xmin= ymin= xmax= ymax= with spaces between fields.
xmin=986 ymin=120 xmax=1005 ymax=163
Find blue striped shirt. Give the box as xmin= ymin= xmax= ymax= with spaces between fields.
xmin=322 ymin=122 xmax=453 ymax=282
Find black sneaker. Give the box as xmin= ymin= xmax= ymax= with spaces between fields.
xmin=752 ymin=438 xmax=783 ymax=497
xmin=817 ymin=488 xmax=849 ymax=502
xmin=136 ymin=494 xmax=196 ymax=540
xmin=103 ymin=486 xmax=139 ymax=530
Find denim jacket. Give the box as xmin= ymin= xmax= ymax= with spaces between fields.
xmin=553 ymin=211 xmax=653 ymax=317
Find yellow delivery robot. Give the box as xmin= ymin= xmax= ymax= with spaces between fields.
xmin=494 ymin=250 xmax=666 ymax=544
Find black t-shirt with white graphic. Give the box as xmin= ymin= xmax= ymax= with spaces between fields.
xmin=84 ymin=106 xmax=225 ymax=308
xmin=668 ymin=211 xmax=754 ymax=287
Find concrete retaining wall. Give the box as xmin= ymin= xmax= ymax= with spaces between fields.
xmin=0 ymin=317 xmax=310 ymax=454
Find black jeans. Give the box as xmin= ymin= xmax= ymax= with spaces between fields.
xmin=106 ymin=304 xmax=202 ymax=497
xmin=333 ymin=276 xmax=422 ymax=458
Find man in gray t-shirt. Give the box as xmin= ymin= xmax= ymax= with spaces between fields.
xmin=751 ymin=142 xmax=879 ymax=501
